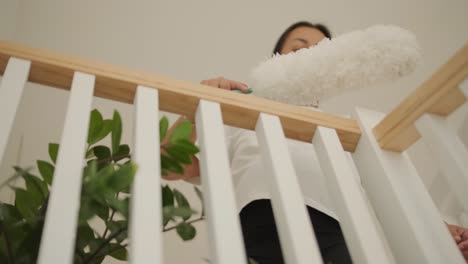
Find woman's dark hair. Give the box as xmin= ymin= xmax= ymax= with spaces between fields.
xmin=272 ymin=21 xmax=332 ymax=54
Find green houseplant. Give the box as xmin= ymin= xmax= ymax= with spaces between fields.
xmin=0 ymin=109 xmax=203 ymax=263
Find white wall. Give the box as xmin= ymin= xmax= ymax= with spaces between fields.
xmin=1 ymin=0 xmax=468 ymax=263
xmin=0 ymin=0 xmax=18 ymax=40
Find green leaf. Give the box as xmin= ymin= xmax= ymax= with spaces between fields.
xmin=194 ymin=186 xmax=204 ymax=217
xmin=163 ymin=206 xmax=194 ymax=220
xmin=119 ymin=185 xmax=131 ymax=194
xmin=163 ymin=212 xmax=173 ymax=227
xmin=159 ymin=116 xmax=169 ymax=142
xmin=113 ymin=144 xmax=130 ymax=162
xmin=97 ymin=163 xmax=115 ymax=178
xmin=107 ymin=220 xmax=127 ymax=243
xmin=83 ymin=159 xmax=97 ymax=183
xmin=173 ymin=139 xmax=199 ymax=154
xmin=88 ymin=238 xmax=106 ymax=255
xmin=170 ymin=120 xmax=192 ymax=144
xmin=173 ymin=189 xmax=191 ymax=221
xmin=36 ymin=160 xmax=54 ymax=185
xmin=160 ymin=155 xmax=171 ymax=170
xmin=0 ymin=203 xmax=32 ymax=257
xmin=14 ymin=189 xmax=40 ymax=218
xmin=106 ymin=197 xmax=129 ymax=218
xmin=13 ymin=167 xmax=48 ymax=204
xmin=166 ymin=145 xmax=191 ymax=164
xmin=83 ymin=162 xmax=112 ymax=195
xmin=48 ymin=143 xmax=59 ymax=163
xmin=176 ymin=222 xmax=196 ymax=241
xmin=14 ymin=218 xmax=43 ymax=262
xmin=89 ymin=199 xmax=109 ymax=220
xmin=96 ymin=119 xmax=113 ymax=142
xmin=112 ymin=111 xmax=122 ymax=155
xmin=76 ymin=223 xmax=95 ymax=249
xmin=78 ymin=200 xmax=94 ymax=225
xmin=90 ymin=164 xmax=115 ymax=194
xmin=160 ymin=155 xmax=184 ymax=175
xmin=0 ymin=203 xmax=22 ymax=222
xmin=93 ymin=145 xmax=111 ymax=160
xmin=22 ymin=173 xmax=48 ymax=203
xmin=109 ymin=244 xmax=127 ymax=261
xmin=162 ymin=185 xmax=174 ymax=207
xmin=173 ymin=189 xmax=190 ymax=208
xmin=107 ymin=163 xmax=137 ymax=192
xmin=88 ymin=109 xmax=104 ymax=145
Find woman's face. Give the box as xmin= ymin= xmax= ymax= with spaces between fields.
xmin=280 ymin=26 xmax=326 ymax=55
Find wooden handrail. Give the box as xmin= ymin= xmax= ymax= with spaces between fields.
xmin=373 ymin=43 xmax=468 ymax=152
xmin=0 ymin=41 xmax=361 ymax=152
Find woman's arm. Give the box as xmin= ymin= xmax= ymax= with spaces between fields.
xmin=447 ymin=223 xmax=468 ymax=261
xmin=161 ymin=77 xmax=248 ymax=182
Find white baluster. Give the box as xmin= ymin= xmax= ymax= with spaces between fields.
xmin=130 ymin=86 xmax=162 ymax=263
xmin=313 ymin=126 xmax=394 ymax=263
xmin=352 ymin=107 xmax=465 ymax=263
xmin=0 ymin=57 xmax=31 ymax=163
xmin=195 ymin=100 xmax=246 ymax=264
xmin=415 ymin=113 xmax=468 ymax=212
xmin=38 ymin=72 xmax=95 ymax=264
xmin=256 ymin=113 xmax=323 ymax=264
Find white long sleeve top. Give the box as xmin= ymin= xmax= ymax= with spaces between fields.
xmin=225 ymin=124 xmax=338 ymax=220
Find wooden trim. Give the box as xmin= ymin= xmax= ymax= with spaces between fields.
xmin=0 ymin=41 xmax=361 ymax=152
xmin=428 ymin=88 xmax=466 ymax=115
xmin=373 ymin=43 xmax=468 ymax=152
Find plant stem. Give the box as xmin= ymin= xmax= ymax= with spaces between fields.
xmin=102 ymin=209 xmax=116 ymax=239
xmin=102 ymin=192 xmax=119 ymax=239
xmin=163 ymin=216 xmax=205 ymax=232
xmin=84 ymin=227 xmax=126 ymax=264
xmin=93 ymin=243 xmax=128 ymax=261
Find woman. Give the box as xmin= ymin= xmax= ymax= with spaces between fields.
xmin=217 ymin=22 xmax=352 ymax=264
xmin=166 ymin=21 xmax=468 ymax=263
xmin=190 ymin=21 xmax=351 ymax=264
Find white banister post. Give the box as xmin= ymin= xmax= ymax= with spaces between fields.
xmin=37 ymin=72 xmax=95 ymax=264
xmin=195 ymin=100 xmax=246 ymax=264
xmin=351 ymin=107 xmax=465 ymax=263
xmin=415 ymin=113 xmax=468 ymax=212
xmin=256 ymin=113 xmax=323 ymax=264
xmin=0 ymin=57 xmax=31 ymax=163
xmin=313 ymin=126 xmax=393 ymax=264
xmin=130 ymin=86 xmax=163 ymax=263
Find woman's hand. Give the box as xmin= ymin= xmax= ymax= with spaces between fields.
xmin=162 ymin=77 xmax=248 ymax=182
xmin=447 ymin=224 xmax=468 ymax=261
xmin=200 ymin=77 xmax=249 ymax=92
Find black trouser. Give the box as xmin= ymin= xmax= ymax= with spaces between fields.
xmin=240 ymin=199 xmax=352 ymax=264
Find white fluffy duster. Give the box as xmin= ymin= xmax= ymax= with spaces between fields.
xmin=251 ymin=25 xmax=421 ymax=106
